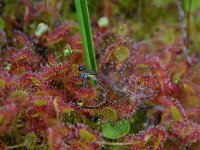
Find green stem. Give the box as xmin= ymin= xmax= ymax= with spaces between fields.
xmin=74 ymin=0 xmax=97 ymax=72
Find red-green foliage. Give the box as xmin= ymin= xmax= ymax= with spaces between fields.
xmin=0 ymin=0 xmax=200 ymax=149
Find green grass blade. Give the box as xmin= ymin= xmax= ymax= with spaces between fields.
xmin=74 ymin=0 xmax=97 ymax=72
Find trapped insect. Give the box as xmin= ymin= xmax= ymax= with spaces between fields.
xmin=77 ymin=66 xmax=109 ymax=108
xmin=77 ymin=65 xmax=159 ymax=109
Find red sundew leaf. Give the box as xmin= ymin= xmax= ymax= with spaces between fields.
xmin=123 ymin=126 xmax=167 ymax=150
xmin=2 ymin=48 xmax=41 ymax=74
xmin=20 ymin=0 xmax=40 ymax=24
xmin=145 ymin=57 xmax=175 ymax=96
xmin=48 ymin=124 xmax=101 ymax=150
xmin=53 ymin=96 xmax=77 ymax=116
xmin=65 ymin=84 xmax=96 ymax=104
xmin=8 ymin=90 xmax=30 ymax=109
xmin=67 ymin=34 xmax=83 ymax=50
xmin=166 ymin=61 xmax=188 ymax=79
xmin=42 ymin=64 xmax=66 ymax=81
xmin=127 ymin=66 xmax=160 ymax=95
xmin=46 ymin=22 xmax=70 ymax=46
xmin=25 ymin=115 xmax=49 ymax=137
xmin=33 ymin=85 xmax=61 ymax=98
xmin=170 ymin=121 xmax=200 ymax=146
xmin=29 ymin=95 xmax=55 ymax=118
xmin=159 ymin=97 xmax=188 ymax=125
xmin=114 ymin=53 xmax=176 ymax=97
xmin=0 ymin=72 xmax=20 ymax=100
xmin=0 ymin=101 xmax=19 ymax=135
xmin=20 ymin=0 xmax=59 ymax=25
xmin=48 ymin=127 xmax=70 ymax=150
xmin=48 ymin=54 xmax=59 ymax=67
xmin=79 ymin=109 xmax=96 ymax=119
xmin=13 ymin=30 xmax=31 ymax=48
xmin=99 ymin=42 xmax=132 ymax=74
xmin=106 ymin=98 xmax=141 ymax=119
xmin=18 ymin=73 xmax=41 ymax=90
xmin=36 ymin=1 xmax=60 ymax=20
xmin=25 ymin=96 xmax=57 ymax=135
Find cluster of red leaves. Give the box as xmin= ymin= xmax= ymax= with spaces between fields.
xmin=0 ymin=1 xmax=200 ymax=149
xmin=94 ymin=35 xmax=200 ymax=149
xmin=0 ymin=26 xmax=100 ymax=149
xmin=0 ymin=26 xmax=200 ymax=149
xmin=48 ymin=124 xmax=101 ymax=150
xmin=123 ymin=126 xmax=167 ymax=150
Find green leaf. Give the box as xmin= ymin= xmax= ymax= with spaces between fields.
xmin=0 ymin=17 xmax=5 ymax=29
xmin=74 ymin=0 xmax=97 ymax=72
xmin=102 ymin=120 xmax=130 ymax=139
xmin=171 ymin=106 xmax=182 ymax=122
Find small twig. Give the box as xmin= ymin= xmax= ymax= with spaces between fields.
xmin=176 ymin=0 xmax=191 ymax=64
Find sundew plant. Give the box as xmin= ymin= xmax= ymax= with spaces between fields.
xmin=0 ymin=0 xmax=200 ymax=149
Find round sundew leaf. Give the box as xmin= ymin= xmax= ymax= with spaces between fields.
xmin=10 ymin=90 xmax=28 ymax=100
xmin=102 ymin=120 xmax=130 ymax=139
xmin=79 ymin=129 xmax=96 ymax=142
xmin=101 ymin=107 xmax=118 ymax=121
xmin=0 ymin=17 xmax=5 ymax=29
xmin=113 ymin=45 xmax=130 ymax=63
